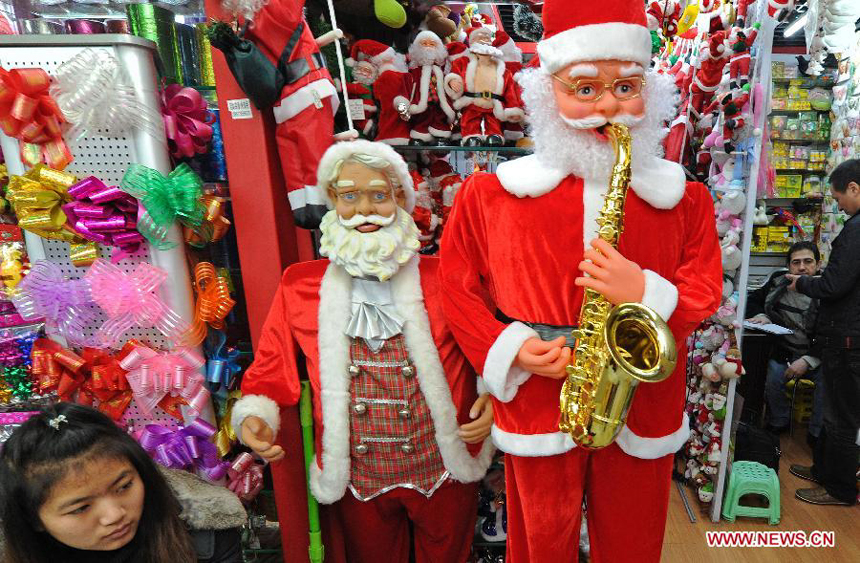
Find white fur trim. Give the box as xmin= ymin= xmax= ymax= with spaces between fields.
xmin=272 ymin=79 xmax=338 ymax=124
xmin=537 ymin=23 xmax=653 ymax=73
xmin=582 ymin=176 xmax=608 ymax=249
xmin=287 ymin=185 xmax=328 ymax=211
xmin=409 ymin=65 xmax=456 ymax=122
xmin=477 ymin=377 xmax=488 ymax=396
xmin=451 ymin=53 xmax=508 ymax=121
xmin=369 ymin=47 xmax=396 ymax=67
xmin=492 ymin=426 xmax=577 ymax=457
xmin=410 ymin=130 xmax=434 ymax=141
xmin=378 ymin=137 xmax=410 ymax=146
xmin=616 ymin=412 xmax=690 ymax=459
xmin=392 ymin=95 xmax=410 ymax=111
xmin=504 ymin=107 xmax=525 ymax=121
xmin=497 ymin=155 xmax=568 ymax=198
xmin=641 ymin=270 xmax=678 ymax=322
xmin=315 ymin=140 xmax=416 ymax=213
xmin=310 ymin=260 xmax=494 ymax=503
xmin=428 ymin=126 xmax=452 ymax=138
xmin=230 ymin=394 xmax=280 ymax=445
xmin=504 ymin=129 xmax=524 ymax=141
xmin=482 ymin=322 xmax=539 ymax=403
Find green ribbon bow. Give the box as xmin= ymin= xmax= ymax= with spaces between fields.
xmin=119 ymin=163 xmax=205 ymax=250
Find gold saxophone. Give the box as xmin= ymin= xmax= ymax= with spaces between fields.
xmin=558 ymin=123 xmax=678 ymax=449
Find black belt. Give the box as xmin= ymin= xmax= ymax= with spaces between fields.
xmin=281 ymin=52 xmax=326 ymax=85
xmin=463 ymin=91 xmax=505 ymax=102
xmin=818 ymin=335 xmax=860 ymax=350
xmin=496 ymin=310 xmax=578 ymax=348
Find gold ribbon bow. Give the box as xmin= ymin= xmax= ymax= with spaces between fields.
xmin=181 ymin=262 xmax=236 ymax=346
xmin=184 ymin=195 xmax=231 ymax=247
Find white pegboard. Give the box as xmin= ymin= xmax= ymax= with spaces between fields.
xmin=0 ymin=36 xmax=195 ymax=352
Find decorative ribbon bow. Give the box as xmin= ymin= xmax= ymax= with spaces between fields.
xmin=0 ymin=330 xmax=37 ymax=400
xmin=0 ymin=242 xmax=25 ymax=290
xmin=161 ymin=84 xmax=215 ymax=159
xmin=121 ymin=342 xmax=210 ymax=417
xmin=0 ymin=68 xmax=72 ymax=170
xmin=85 ymin=259 xmax=190 ymax=348
xmin=11 ymin=260 xmax=102 ymax=346
xmin=51 ymin=48 xmax=163 ymax=144
xmin=119 ymin=163 xmax=205 ymax=250
xmin=227 ymin=452 xmax=264 ymax=502
xmin=184 ymin=195 xmax=231 ymax=248
xmin=205 ymin=331 xmax=242 ymax=392
xmin=6 ymin=166 xmax=98 ymax=266
xmin=182 ymin=262 xmax=235 ymax=347
xmin=63 ymin=176 xmax=144 ymax=262
xmin=213 ymin=390 xmax=240 ymax=457
xmin=138 ymin=419 xmax=228 ymax=481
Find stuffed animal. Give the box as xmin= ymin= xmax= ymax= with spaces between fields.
xmin=420 ymin=2 xmax=458 ymax=40
xmin=697 ymin=481 xmax=715 ymax=503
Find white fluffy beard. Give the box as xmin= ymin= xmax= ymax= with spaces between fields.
xmin=319 ymin=208 xmax=421 ymax=282
xmin=409 ymin=41 xmax=447 ymax=68
xmin=220 ymin=0 xmax=268 ymax=20
xmin=518 ymin=68 xmax=680 ymax=181
xmin=470 ymin=43 xmax=504 ymax=59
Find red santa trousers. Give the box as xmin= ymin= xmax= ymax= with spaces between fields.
xmin=505 ymin=444 xmax=673 ymax=563
xmin=333 ymin=480 xmax=478 ymax=563
xmin=730 ymin=54 xmax=752 ymax=83
xmin=411 ymin=106 xmax=452 ymax=141
xmin=275 ymin=97 xmax=335 ymax=228
xmin=460 ymin=106 xmax=503 ymax=140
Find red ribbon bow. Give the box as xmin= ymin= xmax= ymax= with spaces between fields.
xmin=161 ymin=84 xmax=214 ymax=159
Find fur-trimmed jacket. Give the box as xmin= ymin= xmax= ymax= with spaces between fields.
xmin=444 ymin=53 xmax=525 ymax=122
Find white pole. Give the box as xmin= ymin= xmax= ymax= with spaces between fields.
xmin=325 ymin=0 xmax=354 ymax=133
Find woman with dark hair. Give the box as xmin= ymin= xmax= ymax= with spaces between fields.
xmin=0 ymin=403 xmax=246 ymax=563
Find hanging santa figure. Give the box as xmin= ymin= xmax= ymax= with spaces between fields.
xmin=406 ymin=31 xmax=456 ymax=145
xmin=351 ymin=40 xmax=412 ymax=145
xmin=718 ymin=84 xmax=751 ymax=154
xmin=728 ymin=21 xmax=760 ymax=89
xmin=646 ymin=0 xmax=682 ymax=40
xmin=438 ymin=0 xmax=723 ymax=561
xmin=493 ymin=30 xmax=527 ymax=145
xmin=218 ymin=0 xmax=341 ymax=229
xmin=699 ymin=0 xmax=729 ymax=33
xmin=690 ymin=31 xmax=729 ymax=116
xmin=233 ymin=140 xmax=495 ymax=562
xmin=445 ymin=26 xmax=525 ymax=147
xmin=766 ymin=0 xmax=796 ymax=21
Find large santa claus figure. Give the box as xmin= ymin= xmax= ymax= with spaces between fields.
xmin=445 ymin=26 xmax=525 ymax=147
xmin=406 ymin=31 xmax=456 ymax=145
xmin=232 ymin=140 xmax=494 ymax=562
xmin=438 ymin=1 xmax=723 ymax=561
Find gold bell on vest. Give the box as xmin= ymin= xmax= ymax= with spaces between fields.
xmin=400 ymin=442 xmax=415 ymax=454
xmin=348 ymin=365 xmax=361 ymax=377
xmin=398 ymin=408 xmax=411 ymax=419
xmin=401 ymin=365 xmax=415 ymax=378
xmin=355 ymin=443 xmax=369 ymax=455
xmin=353 ymin=402 xmax=367 ymax=415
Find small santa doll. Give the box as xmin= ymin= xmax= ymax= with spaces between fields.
xmin=728 ymin=22 xmax=760 ymax=89
xmin=445 ymin=26 xmax=525 ymax=147
xmin=345 ymin=58 xmax=378 ymax=139
xmin=493 ymin=30 xmax=527 ymax=145
xmin=427 ymin=159 xmax=454 ymax=209
xmin=411 ymin=170 xmax=442 ymax=254
xmin=699 ymin=0 xmax=729 ymax=33
xmin=646 ymin=0 xmax=682 ymax=39
xmin=406 ymin=31 xmax=456 ymax=145
xmin=440 ymin=171 xmax=463 ymax=224
xmin=233 ymin=140 xmax=494 ymax=561
xmin=719 ymin=85 xmax=751 ymax=154
xmin=351 ymin=40 xmax=412 ymax=145
xmin=766 ymin=0 xmax=796 ymax=21
xmin=690 ymin=31 xmax=729 ymax=116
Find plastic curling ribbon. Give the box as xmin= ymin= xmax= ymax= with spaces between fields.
xmin=182 ymin=262 xmax=235 ymax=346
xmin=119 ymin=163 xmax=205 ymax=250
xmin=31 ymin=338 xmax=87 ymax=396
xmin=0 ymin=242 xmax=25 ymax=290
xmin=10 ymin=260 xmax=102 ymax=347
xmin=6 ymin=165 xmax=98 ymax=266
xmin=184 ymin=195 xmax=231 ymax=248
xmin=227 ymin=452 xmax=264 ymax=502
xmin=205 ymin=331 xmax=241 ymax=392
xmin=161 ymin=84 xmax=214 ymax=159
xmin=85 ymin=259 xmax=190 ymax=348
xmin=0 ymin=67 xmax=72 ymax=170
xmin=213 ymin=390 xmax=240 ymax=457
xmin=63 ymin=176 xmax=144 ymax=261
xmin=121 ymin=341 xmax=210 ymax=417
xmin=138 ymin=419 xmax=228 ymax=481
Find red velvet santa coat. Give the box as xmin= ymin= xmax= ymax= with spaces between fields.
xmin=439 ymin=154 xmax=722 ymax=459
xmin=374 ymin=65 xmax=412 ymax=145
xmin=407 ymin=63 xmax=456 ymax=124
xmin=233 ymin=257 xmax=494 ymax=504
xmin=444 ymin=53 xmax=525 ymax=123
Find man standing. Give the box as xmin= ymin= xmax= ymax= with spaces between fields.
xmin=232 ymin=141 xmax=495 ymax=561
xmin=787 ymin=158 xmax=860 ymax=507
xmin=746 ymin=241 xmax=823 ymax=443
xmin=439 ymin=1 xmax=723 ymax=561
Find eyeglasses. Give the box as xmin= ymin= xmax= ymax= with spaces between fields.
xmin=550 ymin=74 xmax=646 ymax=102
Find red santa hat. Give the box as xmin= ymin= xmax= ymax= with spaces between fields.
xmin=446 ymin=41 xmax=469 ymax=62
xmin=316 ymin=140 xmax=416 ymax=213
xmin=493 ymin=30 xmax=523 ymax=63
xmin=350 ymin=39 xmax=397 ymax=67
xmin=428 ymin=159 xmax=454 ymax=180
xmin=471 ymin=13 xmax=494 ymax=27
xmin=537 ymin=0 xmax=653 ymax=73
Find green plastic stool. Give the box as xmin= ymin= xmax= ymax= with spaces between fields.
xmin=722 ymin=461 xmax=781 ymax=525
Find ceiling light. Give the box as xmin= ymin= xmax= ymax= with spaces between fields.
xmin=783 ymin=14 xmax=809 ymax=38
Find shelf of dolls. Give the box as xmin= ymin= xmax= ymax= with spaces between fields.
xmin=394 ymin=145 xmax=532 ymax=155
xmin=770 ymin=137 xmax=830 ymax=145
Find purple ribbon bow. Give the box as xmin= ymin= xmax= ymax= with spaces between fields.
xmin=138 ymin=418 xmax=227 ymax=481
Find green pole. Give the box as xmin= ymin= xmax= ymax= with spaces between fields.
xmin=300 ymin=381 xmax=324 ymax=563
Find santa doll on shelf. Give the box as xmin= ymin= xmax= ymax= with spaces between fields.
xmin=406 ymin=31 xmax=456 ymax=145
xmin=427 ymin=159 xmax=454 ymax=209
xmin=438 ymin=0 xmax=723 ymax=561
xmin=718 ymin=85 xmax=751 ymax=154
xmin=445 ymin=26 xmax=525 ymax=147
xmin=351 ymin=40 xmax=412 ymax=145
xmin=439 ymin=171 xmax=463 ymax=225
xmin=411 ymin=169 xmax=442 ymax=253
xmin=233 ymin=140 xmax=494 ymax=562
xmin=690 ymin=31 xmax=729 ymax=116
xmin=219 ymin=0 xmax=342 ymax=229
xmin=494 ymin=30 xmax=527 ymax=145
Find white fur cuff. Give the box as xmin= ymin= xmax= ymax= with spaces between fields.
xmin=616 ymin=413 xmax=690 ymax=460
xmin=392 ymin=96 xmax=409 ymax=110
xmin=230 ymin=394 xmax=281 ymax=446
xmin=504 ymin=107 xmax=525 ymax=122
xmin=482 ymin=322 xmax=539 ymax=403
xmin=444 ymin=73 xmax=464 ymax=99
xmin=641 ymin=270 xmax=679 ymax=322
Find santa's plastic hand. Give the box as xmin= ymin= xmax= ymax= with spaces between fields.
xmin=449 ymin=78 xmax=464 ymax=95
xmin=459 ymin=393 xmax=493 ymax=444
xmin=241 ymin=416 xmax=285 ymax=462
xmin=508 ymin=114 xmax=523 ymax=123
xmin=575 ymin=238 xmax=645 ymax=305
xmin=515 ymin=336 xmax=572 ymax=379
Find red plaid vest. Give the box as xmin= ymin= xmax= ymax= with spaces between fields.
xmin=348 ymin=333 xmax=448 ymax=500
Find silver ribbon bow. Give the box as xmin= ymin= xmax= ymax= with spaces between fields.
xmin=345 ymin=278 xmax=404 ymax=352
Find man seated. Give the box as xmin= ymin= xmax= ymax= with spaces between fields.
xmin=746 ymin=241 xmax=823 ymax=443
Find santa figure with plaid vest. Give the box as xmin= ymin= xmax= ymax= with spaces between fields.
xmin=438 ymin=0 xmax=722 ymax=561
xmin=232 ymin=140 xmax=494 ymax=562
xmin=405 ymin=31 xmax=456 ymax=145
xmin=445 ymin=25 xmax=525 ymax=147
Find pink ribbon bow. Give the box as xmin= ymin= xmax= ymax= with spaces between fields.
xmin=122 ymin=343 xmax=209 ymax=417
xmin=85 ymin=259 xmax=189 ymax=347
xmin=227 ymin=452 xmax=264 ymax=502
xmin=161 ymin=84 xmax=214 ymax=159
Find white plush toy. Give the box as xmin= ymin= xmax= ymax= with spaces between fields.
xmin=753 ymin=205 xmax=769 ymax=225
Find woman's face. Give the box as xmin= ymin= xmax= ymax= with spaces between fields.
xmin=38 ymin=457 xmax=145 ymax=551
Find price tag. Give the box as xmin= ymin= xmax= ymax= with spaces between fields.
xmin=347 ymin=98 xmax=366 ymax=121
xmin=226 ymin=98 xmax=253 ymax=120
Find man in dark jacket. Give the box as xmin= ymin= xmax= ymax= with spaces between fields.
xmin=787 ymin=158 xmax=860 ymax=506
xmin=746 ymin=241 xmax=823 ymax=441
